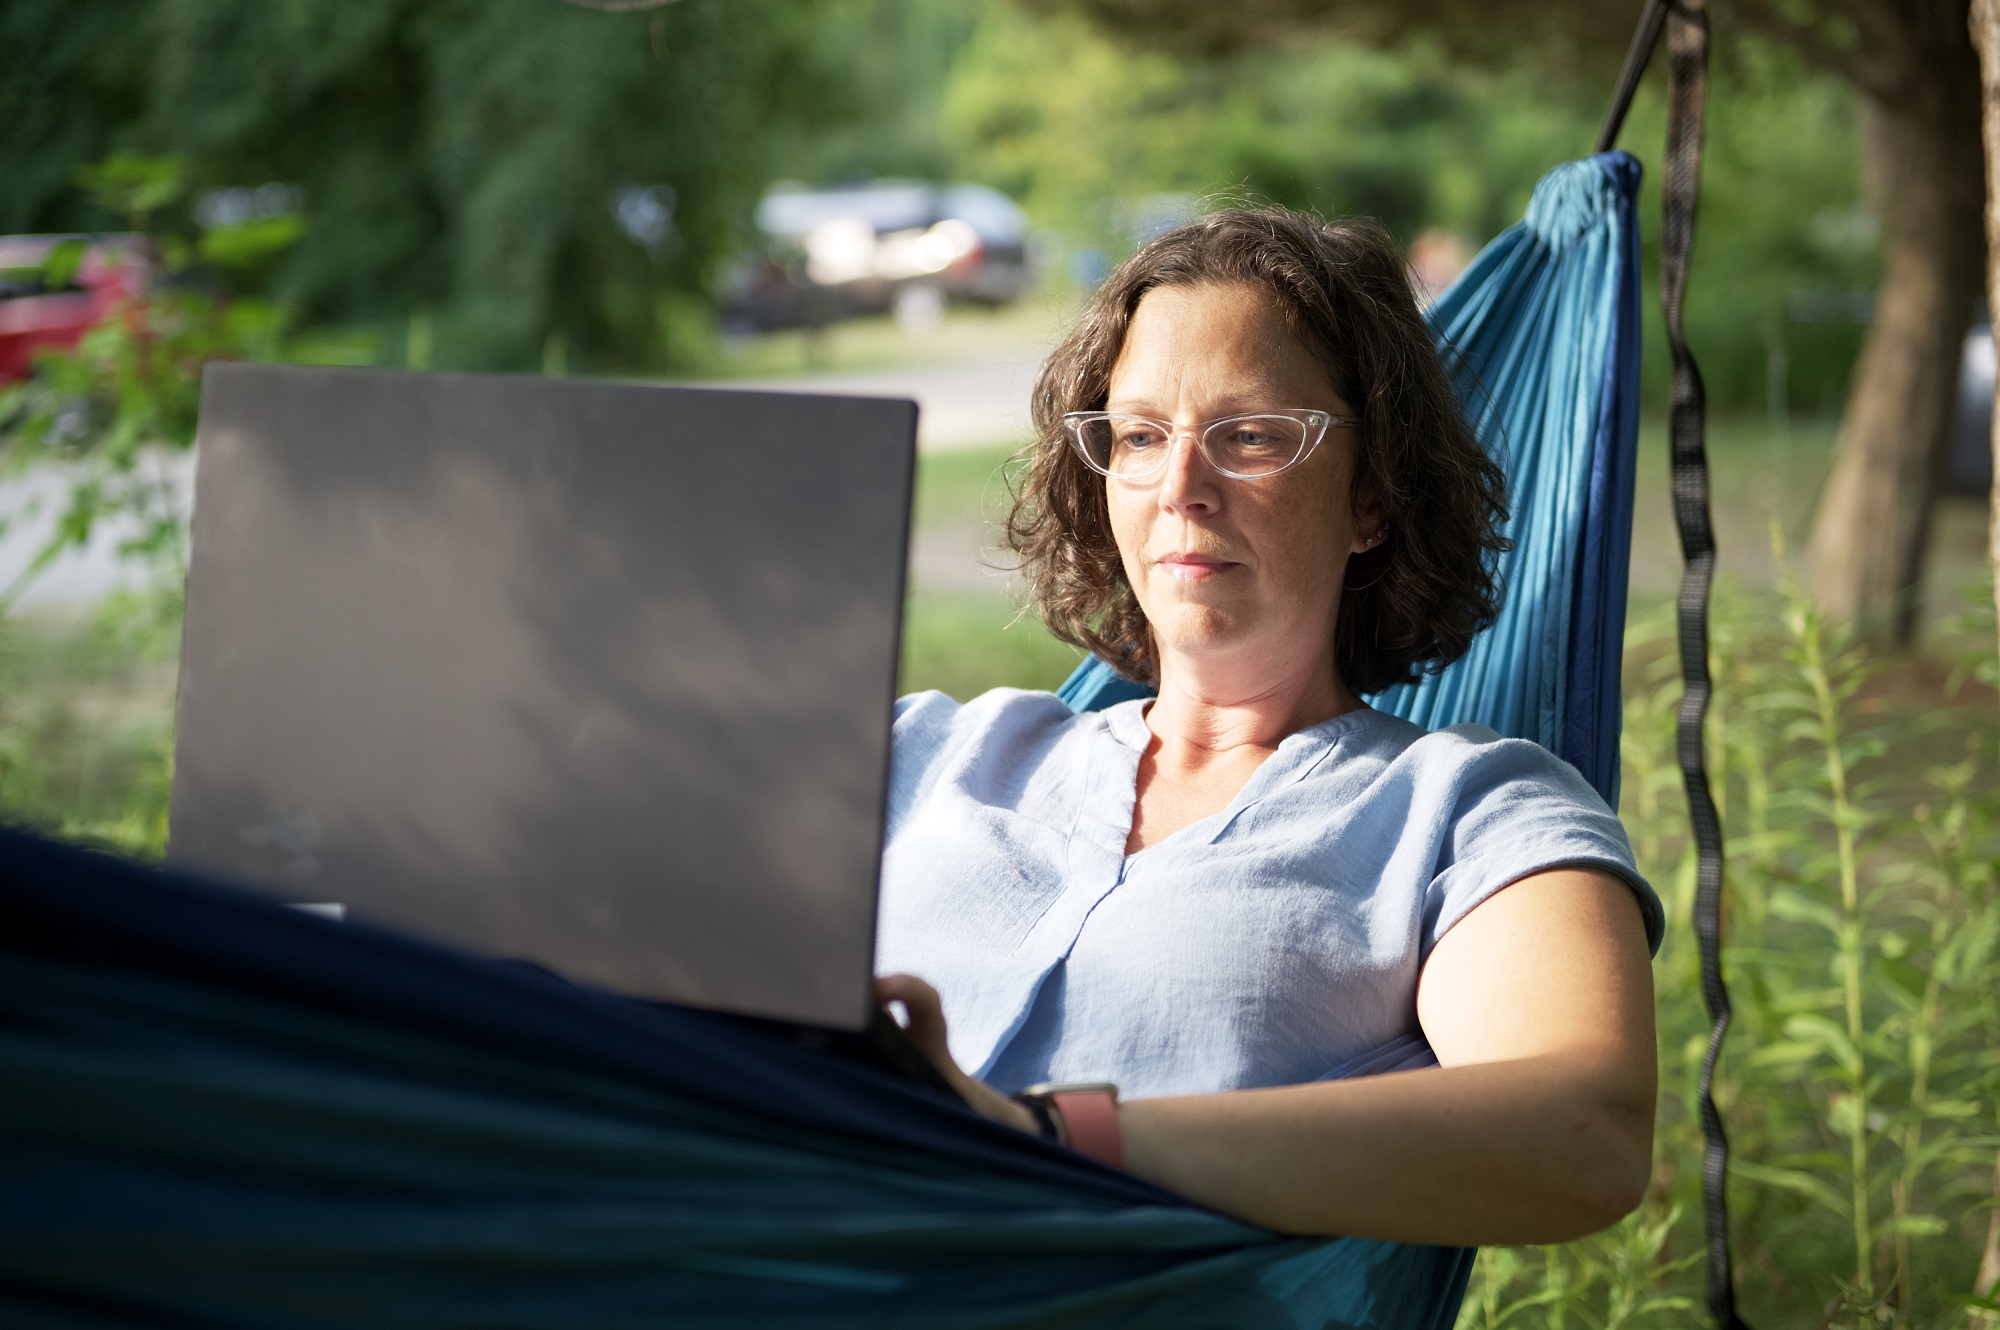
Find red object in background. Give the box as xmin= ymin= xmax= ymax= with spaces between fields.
xmin=0 ymin=235 xmax=149 ymax=384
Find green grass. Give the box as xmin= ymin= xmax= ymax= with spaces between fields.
xmin=692 ymin=298 xmax=1074 ymax=381
xmin=896 ymin=441 xmax=1082 ymax=698
xmin=910 ymin=441 xmax=1024 ymax=532
xmin=898 ymin=589 xmax=1082 ymax=700
xmin=0 ymin=590 xmax=178 ymax=858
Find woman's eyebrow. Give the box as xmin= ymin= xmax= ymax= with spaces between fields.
xmin=1102 ymin=392 xmax=1297 ymax=417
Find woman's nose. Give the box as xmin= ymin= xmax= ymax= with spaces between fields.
xmin=1155 ymin=429 xmax=1220 ymax=515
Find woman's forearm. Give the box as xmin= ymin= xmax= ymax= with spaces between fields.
xmin=1116 ymin=1050 xmax=1654 ymax=1245
xmin=891 ymin=874 xmax=1656 ymax=1245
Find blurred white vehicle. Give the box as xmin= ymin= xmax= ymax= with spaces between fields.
xmin=721 ymin=181 xmax=1033 ymax=333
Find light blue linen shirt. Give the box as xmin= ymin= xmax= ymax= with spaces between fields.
xmin=875 ymin=688 xmax=1661 ymax=1100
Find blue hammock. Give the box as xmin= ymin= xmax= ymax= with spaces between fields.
xmin=0 ymin=152 xmax=1641 ymax=1330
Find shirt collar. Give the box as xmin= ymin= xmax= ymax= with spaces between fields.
xmin=1101 ymin=695 xmax=1390 ymax=758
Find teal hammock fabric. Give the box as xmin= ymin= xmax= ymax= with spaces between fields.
xmin=0 ymin=153 xmax=1641 ymax=1329
xmin=0 ymin=828 xmax=1466 ymax=1329
xmin=1060 ymin=152 xmax=1643 ymax=807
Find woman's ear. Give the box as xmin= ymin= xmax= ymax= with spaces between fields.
xmin=1349 ymin=493 xmax=1389 ymax=556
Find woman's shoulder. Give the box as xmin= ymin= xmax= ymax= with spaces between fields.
xmin=885 ymin=688 xmax=1110 ymax=839
xmin=1344 ymin=719 xmax=1660 ymax=953
xmin=894 ymin=686 xmax=1081 ymax=740
xmin=891 ymin=686 xmax=1090 ymax=779
xmin=1339 ymin=714 xmax=1609 ymax=807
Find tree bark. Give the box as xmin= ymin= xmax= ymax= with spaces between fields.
xmin=1805 ymin=91 xmax=1985 ymax=644
xmin=1975 ymin=1145 xmax=2000 ymax=1325
xmin=1976 ymin=0 xmax=2000 ymax=673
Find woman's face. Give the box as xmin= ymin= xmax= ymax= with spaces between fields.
xmin=1103 ymin=281 xmax=1376 ymax=681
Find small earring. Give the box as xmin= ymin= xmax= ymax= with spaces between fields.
xmin=1365 ymin=532 xmax=1382 ymax=547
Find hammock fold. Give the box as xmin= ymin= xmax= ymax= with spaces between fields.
xmin=1 ymin=152 xmax=1641 ymax=1328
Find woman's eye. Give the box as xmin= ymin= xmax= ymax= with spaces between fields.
xmin=1116 ymin=427 xmax=1167 ymax=451
xmin=1225 ymin=428 xmax=1279 ymax=450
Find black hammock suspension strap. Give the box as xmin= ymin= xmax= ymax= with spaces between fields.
xmin=1598 ymin=3 xmax=1746 ymax=1327
xmin=1594 ymin=0 xmax=1672 ymax=154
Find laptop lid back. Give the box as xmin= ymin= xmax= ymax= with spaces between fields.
xmin=169 ymin=362 xmax=915 ymax=1030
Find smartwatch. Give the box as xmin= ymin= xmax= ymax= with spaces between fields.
xmin=1015 ymin=1081 xmax=1122 ymax=1168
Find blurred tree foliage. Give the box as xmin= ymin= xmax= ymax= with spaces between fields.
xmin=0 ymin=1 xmax=154 ymax=235
xmin=944 ymin=12 xmax=1586 ymax=242
xmin=939 ymin=5 xmax=1874 ymax=415
xmin=1 ymin=0 xmax=848 ymax=373
xmin=1621 ymin=43 xmax=1876 ymax=416
xmin=3 ymin=0 xmax=1881 ymax=414
xmin=760 ymin=0 xmax=981 ymax=185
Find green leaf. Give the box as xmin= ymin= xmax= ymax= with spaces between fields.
xmin=199 ymin=214 xmax=306 ymax=269
xmin=1782 ymin=1013 xmax=1861 ymax=1071
xmin=1636 ymin=1296 xmax=1700 ymax=1314
xmin=1746 ymin=1039 xmax=1823 ymax=1068
xmin=1872 ymin=954 xmax=1929 ymax=1002
xmin=1768 ymin=888 xmax=1843 ymax=935
xmin=1731 ymin=1160 xmax=1850 ymax=1216
xmin=1769 ymin=1151 xmax=1848 ymax=1171
xmin=39 ymin=237 xmax=86 ymax=290
xmin=73 ymin=152 xmax=184 ymax=224
xmin=1920 ymin=1099 xmax=1984 ymax=1120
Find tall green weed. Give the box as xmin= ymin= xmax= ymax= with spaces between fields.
xmin=1461 ymin=567 xmax=2000 ymax=1328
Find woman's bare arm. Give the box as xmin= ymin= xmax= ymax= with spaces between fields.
xmin=883 ymin=867 xmax=1656 ymax=1246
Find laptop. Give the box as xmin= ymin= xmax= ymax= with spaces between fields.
xmin=169 ymin=362 xmax=917 ymax=1034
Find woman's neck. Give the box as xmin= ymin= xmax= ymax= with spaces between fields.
xmin=1122 ymin=645 xmax=1364 ymax=854
xmin=1145 ymin=647 xmax=1363 ymax=758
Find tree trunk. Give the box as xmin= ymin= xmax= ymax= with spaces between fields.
xmin=1805 ymin=95 xmax=1985 ymax=645
xmin=1976 ymin=1145 xmax=2000 ymax=1326
xmin=1977 ymin=0 xmax=2000 ymax=673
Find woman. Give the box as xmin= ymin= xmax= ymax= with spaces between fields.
xmin=875 ymin=207 xmax=1663 ymax=1247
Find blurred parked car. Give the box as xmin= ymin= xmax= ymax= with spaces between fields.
xmin=0 ymin=235 xmax=148 ymax=383
xmin=1945 ymin=316 xmax=1994 ymax=496
xmin=720 ymin=181 xmax=1033 ymax=334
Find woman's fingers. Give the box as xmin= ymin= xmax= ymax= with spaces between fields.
xmin=875 ymin=973 xmax=952 ymax=1067
xmin=874 ymin=974 xmax=1040 ymax=1136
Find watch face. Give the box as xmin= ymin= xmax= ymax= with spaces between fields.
xmin=1012 ymin=1094 xmax=1062 ymax=1142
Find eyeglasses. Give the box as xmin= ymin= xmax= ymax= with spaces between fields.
xmin=1061 ymin=409 xmax=1358 ymax=481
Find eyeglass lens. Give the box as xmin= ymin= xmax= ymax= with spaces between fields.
xmin=1072 ymin=415 xmax=1313 ymax=478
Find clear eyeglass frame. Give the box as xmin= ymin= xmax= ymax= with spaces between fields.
xmin=1060 ymin=408 xmax=1359 ymax=482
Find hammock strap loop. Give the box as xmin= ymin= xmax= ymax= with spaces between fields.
xmin=1659 ymin=2 xmax=1748 ymax=1326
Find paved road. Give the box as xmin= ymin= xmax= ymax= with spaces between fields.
xmin=694 ymin=347 xmax=1042 ymax=454
xmin=699 ymin=354 xmax=1039 ymax=595
xmin=0 ymin=351 xmax=1039 ymax=611
xmin=0 ymin=459 xmax=189 ymax=613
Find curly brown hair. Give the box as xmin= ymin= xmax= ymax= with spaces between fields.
xmin=1009 ymin=207 xmax=1510 ymax=696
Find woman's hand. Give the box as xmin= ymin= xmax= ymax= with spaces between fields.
xmin=875 ymin=973 xmax=1041 ymax=1137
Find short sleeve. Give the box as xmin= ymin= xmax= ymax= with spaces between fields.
xmin=1420 ymin=727 xmax=1663 ymax=956
xmin=886 ymin=691 xmax=963 ymax=842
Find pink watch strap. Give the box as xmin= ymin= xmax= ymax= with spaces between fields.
xmin=1051 ymin=1089 xmax=1123 ymax=1169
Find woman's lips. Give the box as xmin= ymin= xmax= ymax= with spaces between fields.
xmin=1157 ymin=552 xmax=1237 ymax=583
